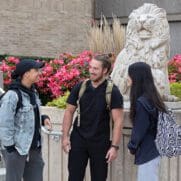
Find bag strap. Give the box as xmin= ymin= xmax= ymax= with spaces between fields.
xmin=138 ymin=97 xmax=159 ymax=117
xmin=13 ymin=89 xmax=23 ymax=115
xmin=0 ymin=88 xmax=22 ymax=115
xmin=76 ymin=79 xmax=114 ymax=138
xmin=105 ymin=79 xmax=114 ymax=140
xmin=138 ymin=96 xmax=159 ymax=135
xmin=106 ymin=79 xmax=113 ymax=110
xmin=76 ymin=79 xmax=89 ymax=127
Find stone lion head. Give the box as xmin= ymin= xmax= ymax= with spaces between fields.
xmin=126 ymin=3 xmax=169 ymax=42
xmin=111 ymin=3 xmax=173 ymax=101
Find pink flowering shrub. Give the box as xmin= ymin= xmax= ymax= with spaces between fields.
xmin=37 ymin=51 xmax=92 ymax=100
xmin=168 ymin=54 xmax=181 ymax=83
xmin=0 ymin=51 xmax=92 ymax=104
xmin=0 ymin=56 xmax=19 ymax=85
xmin=1 ymin=52 xmax=180 ymax=104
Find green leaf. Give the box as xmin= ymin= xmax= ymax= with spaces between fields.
xmin=46 ymin=91 xmax=70 ymax=109
xmin=170 ymin=83 xmax=181 ymax=99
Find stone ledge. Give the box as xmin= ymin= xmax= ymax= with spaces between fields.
xmin=165 ymin=101 xmax=181 ymax=110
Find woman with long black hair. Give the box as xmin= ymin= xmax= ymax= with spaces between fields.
xmin=127 ymin=62 xmax=167 ymax=181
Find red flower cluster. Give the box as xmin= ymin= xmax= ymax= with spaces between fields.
xmin=0 ymin=51 xmax=92 ymax=101
xmin=37 ymin=51 xmax=92 ymax=98
xmin=168 ymin=54 xmax=181 ymax=83
xmin=0 ymin=56 xmax=19 ymax=85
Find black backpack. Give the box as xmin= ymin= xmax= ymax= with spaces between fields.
xmin=0 ymin=88 xmax=23 ymax=114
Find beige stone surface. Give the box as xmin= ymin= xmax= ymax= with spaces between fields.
xmin=111 ymin=3 xmax=171 ymax=101
xmin=0 ymin=0 xmax=93 ymax=57
xmin=41 ymin=104 xmax=181 ymax=181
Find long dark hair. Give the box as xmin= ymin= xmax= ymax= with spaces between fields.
xmin=128 ymin=62 xmax=167 ymax=121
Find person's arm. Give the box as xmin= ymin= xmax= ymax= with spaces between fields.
xmin=61 ymin=82 xmax=81 ymax=153
xmin=127 ymin=101 xmax=150 ymax=154
xmin=111 ymin=108 xmax=124 ymax=146
xmin=62 ymin=104 xmax=76 ymax=153
xmin=41 ymin=115 xmax=52 ymax=130
xmin=106 ymin=108 xmax=124 ymax=162
xmin=0 ymin=91 xmax=18 ymax=150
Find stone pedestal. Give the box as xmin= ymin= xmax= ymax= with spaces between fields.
xmin=41 ymin=102 xmax=181 ymax=181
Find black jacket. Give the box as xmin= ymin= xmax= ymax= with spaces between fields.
xmin=127 ymin=96 xmax=160 ymax=165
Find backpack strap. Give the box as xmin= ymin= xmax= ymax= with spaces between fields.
xmin=138 ymin=96 xmax=158 ymax=118
xmin=76 ymin=79 xmax=89 ymax=127
xmin=138 ymin=96 xmax=152 ymax=112
xmin=13 ymin=89 xmax=23 ymax=115
xmin=76 ymin=79 xmax=114 ymax=137
xmin=137 ymin=96 xmax=158 ymax=135
xmin=0 ymin=88 xmax=22 ymax=115
xmin=105 ymin=79 xmax=114 ymax=140
xmin=106 ymin=79 xmax=114 ymax=110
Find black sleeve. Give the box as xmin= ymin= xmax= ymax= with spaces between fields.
xmin=41 ymin=115 xmax=50 ymax=125
xmin=127 ymin=101 xmax=150 ymax=154
xmin=67 ymin=82 xmax=82 ymax=106
xmin=5 ymin=145 xmax=16 ymax=153
xmin=110 ymin=85 xmax=123 ymax=109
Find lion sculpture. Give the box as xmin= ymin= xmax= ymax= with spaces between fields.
xmin=111 ymin=3 xmax=174 ymax=101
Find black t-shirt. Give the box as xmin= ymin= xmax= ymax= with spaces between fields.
xmin=67 ymin=80 xmax=123 ymax=140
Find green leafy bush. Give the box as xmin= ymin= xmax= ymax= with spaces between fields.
xmin=170 ymin=82 xmax=181 ymax=99
xmin=46 ymin=91 xmax=70 ymax=109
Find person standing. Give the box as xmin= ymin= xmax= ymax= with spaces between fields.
xmin=127 ymin=62 xmax=167 ymax=181
xmin=0 ymin=59 xmax=52 ymax=181
xmin=62 ymin=54 xmax=124 ymax=181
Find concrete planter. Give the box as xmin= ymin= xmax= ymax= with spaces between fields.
xmin=41 ymin=103 xmax=181 ymax=181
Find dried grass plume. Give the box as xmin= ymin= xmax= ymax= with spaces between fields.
xmin=87 ymin=16 xmax=125 ymax=58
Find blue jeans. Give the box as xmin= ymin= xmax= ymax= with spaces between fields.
xmin=137 ymin=156 xmax=160 ymax=181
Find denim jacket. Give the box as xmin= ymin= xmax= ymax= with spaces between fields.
xmin=0 ymin=90 xmax=41 ymax=155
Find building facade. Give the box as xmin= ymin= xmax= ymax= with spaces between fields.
xmin=95 ymin=0 xmax=181 ymax=57
xmin=0 ymin=0 xmax=93 ymax=57
xmin=0 ymin=0 xmax=180 ymax=58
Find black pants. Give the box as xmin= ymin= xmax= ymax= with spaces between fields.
xmin=68 ymin=130 xmax=110 ymax=181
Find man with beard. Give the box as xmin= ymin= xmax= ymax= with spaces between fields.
xmin=62 ymin=54 xmax=124 ymax=181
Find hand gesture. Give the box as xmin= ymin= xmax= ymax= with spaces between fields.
xmin=105 ymin=147 xmax=118 ymax=163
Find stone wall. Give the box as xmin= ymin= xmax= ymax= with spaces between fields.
xmin=0 ymin=0 xmax=93 ymax=58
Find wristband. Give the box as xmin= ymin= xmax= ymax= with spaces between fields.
xmin=111 ymin=144 xmax=119 ymax=150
